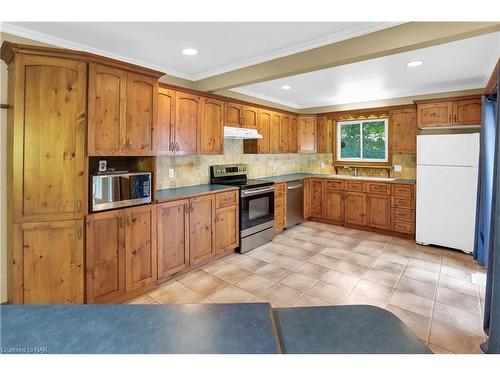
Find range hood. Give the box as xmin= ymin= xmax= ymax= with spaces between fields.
xmin=224 ymin=126 xmax=263 ymax=139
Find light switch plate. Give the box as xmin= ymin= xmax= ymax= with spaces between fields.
xmin=168 ymin=168 xmax=175 ymax=178
xmin=320 ymin=162 xmax=325 ymax=168
xmin=98 ymin=160 xmax=107 ymax=172
xmin=394 ymin=165 xmax=402 ymax=172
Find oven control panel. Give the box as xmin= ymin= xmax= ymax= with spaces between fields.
xmin=211 ymin=164 xmax=248 ymax=177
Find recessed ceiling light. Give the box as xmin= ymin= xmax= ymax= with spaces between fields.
xmin=182 ymin=48 xmax=198 ymax=56
xmin=281 ymin=85 xmax=292 ymax=90
xmin=406 ymin=60 xmax=423 ymax=67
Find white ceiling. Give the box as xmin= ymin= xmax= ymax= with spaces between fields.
xmin=1 ymin=21 xmax=399 ymax=80
xmin=232 ymin=32 xmax=500 ymax=108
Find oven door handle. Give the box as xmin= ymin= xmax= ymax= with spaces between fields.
xmin=241 ymin=186 xmax=275 ymax=197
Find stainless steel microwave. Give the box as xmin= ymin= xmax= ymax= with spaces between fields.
xmin=90 ymin=172 xmax=152 ymax=212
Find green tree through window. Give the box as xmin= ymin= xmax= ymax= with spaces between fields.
xmin=338 ymin=119 xmax=387 ymax=162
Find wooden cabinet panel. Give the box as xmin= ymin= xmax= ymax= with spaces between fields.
xmin=175 ymin=92 xmax=201 ymax=155
xmin=241 ymin=106 xmax=259 ymax=128
xmin=366 ymin=194 xmax=391 ymax=230
xmin=270 ymin=112 xmax=281 ymax=153
xmin=367 ymin=182 xmax=390 ymax=195
xmin=225 ymin=102 xmax=242 ymax=127
xmin=390 ymin=108 xmax=417 ymax=154
xmin=125 ymin=205 xmax=157 ymax=292
xmin=392 ymin=221 xmax=414 ymax=234
xmin=201 ymin=97 xmax=224 ymax=155
xmin=257 ymin=110 xmax=271 ymax=153
xmin=126 ymin=73 xmax=157 ymax=155
xmin=13 ymin=55 xmax=86 ymax=222
xmin=391 ymin=184 xmax=414 ymax=198
xmin=344 ymin=192 xmax=366 ymax=226
xmin=215 ymin=204 xmax=239 ymax=254
xmin=216 ymin=190 xmax=238 ymax=208
xmin=157 ymin=200 xmax=189 ymax=280
xmin=392 ymin=208 xmax=414 ymax=221
xmin=345 ymin=181 xmax=365 ymax=192
xmin=157 ymin=87 xmax=175 ymax=155
xmin=453 ymin=98 xmax=481 ymax=125
xmin=289 ymin=116 xmax=299 ymax=153
xmin=303 ymin=179 xmax=311 ymax=219
xmin=280 ymin=115 xmax=290 ymax=153
xmin=88 ymin=63 xmax=127 ymax=156
xmin=189 ymin=195 xmax=216 ymax=266
xmin=417 ymin=102 xmax=453 ymax=127
xmin=391 ymin=196 xmax=414 ymax=209
xmin=86 ymin=210 xmax=125 ymax=303
xmin=310 ymin=179 xmax=325 ymax=217
xmin=13 ymin=220 xmax=84 ymax=304
xmin=325 ymin=180 xmax=344 ymax=191
xmin=298 ymin=116 xmax=316 ymax=153
xmin=316 ymin=116 xmax=333 ymax=153
xmin=324 ymin=190 xmax=344 ymax=222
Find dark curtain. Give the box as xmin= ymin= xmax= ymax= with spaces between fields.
xmin=481 ymin=72 xmax=499 ymax=353
xmin=474 ymin=97 xmax=497 ymax=266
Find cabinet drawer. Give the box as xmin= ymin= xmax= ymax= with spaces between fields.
xmin=275 ymin=195 xmax=285 ymax=208
xmin=216 ymin=190 xmax=238 ymax=208
xmin=367 ymin=182 xmax=390 ymax=195
xmin=345 ymin=181 xmax=365 ymax=192
xmin=392 ymin=208 xmax=414 ymax=222
xmin=275 ymin=215 xmax=285 ymax=230
xmin=392 ymin=220 xmax=415 ymax=234
xmin=325 ymin=180 xmax=344 ymax=191
xmin=391 ymin=184 xmax=414 ymax=198
xmin=275 ymin=183 xmax=286 ymax=196
xmin=391 ymin=196 xmax=414 ymax=209
xmin=275 ymin=205 xmax=286 ymax=217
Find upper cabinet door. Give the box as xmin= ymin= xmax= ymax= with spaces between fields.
xmin=417 ymin=102 xmax=453 ymax=127
xmin=88 ymin=64 xmax=127 ymax=156
xmin=289 ymin=116 xmax=298 ymax=153
xmin=453 ymin=98 xmax=482 ymax=126
xmin=280 ymin=115 xmax=290 ymax=153
xmin=390 ymin=108 xmax=417 ymax=154
xmin=225 ymin=102 xmax=242 ymax=127
xmin=257 ymin=110 xmax=271 ymax=153
xmin=126 ymin=73 xmax=158 ymax=155
xmin=298 ymin=116 xmax=316 ymax=153
xmin=269 ymin=112 xmax=281 ymax=153
xmin=157 ymin=87 xmax=176 ymax=155
xmin=241 ymin=106 xmax=259 ymax=129
xmin=175 ymin=92 xmax=201 ymax=155
xmin=13 ymin=55 xmax=86 ymax=222
xmin=201 ymin=97 xmax=224 ymax=155
xmin=316 ymin=116 xmax=330 ymax=153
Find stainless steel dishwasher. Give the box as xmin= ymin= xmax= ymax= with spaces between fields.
xmin=286 ymin=180 xmax=304 ymax=228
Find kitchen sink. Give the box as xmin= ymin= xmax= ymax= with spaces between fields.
xmin=325 ymin=174 xmax=397 ymax=182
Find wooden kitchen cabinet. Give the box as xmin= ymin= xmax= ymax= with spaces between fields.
xmin=88 ymin=63 xmax=127 ymax=156
xmin=201 ymin=97 xmax=224 ymax=154
xmin=245 ymin=109 xmax=271 ymax=154
xmin=225 ymin=102 xmax=243 ymax=127
xmin=270 ymin=111 xmax=281 ymax=153
xmin=215 ymin=204 xmax=239 ymax=255
xmin=316 ymin=116 xmax=333 ymax=153
xmin=241 ymin=105 xmax=259 ymax=128
xmin=453 ymin=98 xmax=482 ymax=125
xmin=175 ymin=91 xmax=201 ymax=155
xmin=157 ymin=87 xmax=176 ymax=155
xmin=417 ymin=101 xmax=453 ymax=127
xmin=289 ymin=116 xmax=299 ymax=153
xmin=298 ymin=116 xmax=316 ymax=153
xmin=324 ymin=189 xmax=344 ymax=222
xmin=13 ymin=220 xmax=84 ymax=304
xmin=157 ymin=200 xmax=189 ymax=280
xmin=416 ymin=96 xmax=481 ymax=128
xmin=86 ymin=210 xmax=125 ymax=304
xmin=189 ymin=195 xmax=216 ymax=266
xmin=344 ymin=192 xmax=367 ymax=226
xmin=274 ymin=183 xmax=287 ymax=232
xmin=310 ymin=179 xmax=325 ymax=218
xmin=366 ymin=194 xmax=391 ymax=230
xmin=390 ymin=107 xmax=417 ymax=154
xmin=303 ymin=179 xmax=311 ymax=219
xmin=280 ymin=115 xmax=290 ymax=153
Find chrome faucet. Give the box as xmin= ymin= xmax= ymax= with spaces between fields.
xmin=344 ymin=166 xmax=358 ymax=177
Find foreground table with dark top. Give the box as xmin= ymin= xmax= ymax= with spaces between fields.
xmin=0 ymin=304 xmax=431 ymax=354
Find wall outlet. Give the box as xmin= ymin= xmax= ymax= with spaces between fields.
xmin=168 ymin=168 xmax=175 ymax=178
xmin=394 ymin=165 xmax=402 ymax=172
xmin=320 ymin=162 xmax=325 ymax=168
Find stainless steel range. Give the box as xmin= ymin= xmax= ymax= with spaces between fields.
xmin=211 ymin=164 xmax=275 ymax=253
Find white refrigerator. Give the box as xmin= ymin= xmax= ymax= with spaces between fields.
xmin=416 ymin=133 xmax=480 ymax=253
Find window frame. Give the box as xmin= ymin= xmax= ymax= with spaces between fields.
xmin=336 ymin=118 xmax=389 ymax=163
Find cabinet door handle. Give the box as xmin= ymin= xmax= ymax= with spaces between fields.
xmin=184 ymin=204 xmax=189 ymax=214
xmin=453 ymin=114 xmax=457 ymax=123
xmin=127 ymin=139 xmax=133 ymax=150
xmin=190 ymin=203 xmax=194 ymax=212
xmin=169 ymin=142 xmax=174 ymax=151
xmin=76 ymin=200 xmax=82 ymax=213
xmin=127 ymin=215 xmax=131 ymax=226
xmin=122 ymin=139 xmax=127 ymax=150
xmin=77 ymin=226 xmax=82 ymax=239
xmin=448 ymin=114 xmax=452 ymax=123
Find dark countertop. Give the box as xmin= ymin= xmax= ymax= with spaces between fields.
xmin=0 ymin=304 xmax=279 ymax=354
xmin=156 ymin=184 xmax=238 ymax=203
xmin=274 ymin=305 xmax=431 ymax=354
xmin=261 ymin=173 xmax=416 ymax=185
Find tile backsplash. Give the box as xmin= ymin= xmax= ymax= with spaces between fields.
xmin=156 ymin=139 xmax=416 ymax=189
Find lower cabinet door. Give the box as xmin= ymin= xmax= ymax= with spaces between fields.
xmin=324 ymin=190 xmax=344 ymax=222
xmin=344 ymin=192 xmax=367 ymax=226
xmin=125 ymin=205 xmax=157 ymax=292
xmin=189 ymin=195 xmax=216 ymax=266
xmin=366 ymin=194 xmax=391 ymax=230
xmin=157 ymin=200 xmax=189 ymax=280
xmin=303 ymin=179 xmax=311 ymax=219
xmin=13 ymin=219 xmax=84 ymax=304
xmin=215 ymin=205 xmax=239 ymax=255
xmin=86 ymin=210 xmax=126 ymax=303
xmin=310 ymin=179 xmax=325 ymax=217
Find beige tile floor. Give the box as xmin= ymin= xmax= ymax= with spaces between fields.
xmin=129 ymin=221 xmax=487 ymax=354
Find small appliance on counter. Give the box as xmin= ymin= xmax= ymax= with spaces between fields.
xmin=211 ymin=164 xmax=275 ymax=253
xmin=90 ymin=171 xmax=152 ymax=212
